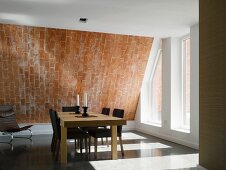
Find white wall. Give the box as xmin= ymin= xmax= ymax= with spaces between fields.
xmin=171 ymin=38 xmax=183 ymax=129
xmin=190 ymin=24 xmax=199 ymax=146
xmin=136 ymin=23 xmax=199 ymax=149
xmin=162 ymin=38 xmax=171 ymax=131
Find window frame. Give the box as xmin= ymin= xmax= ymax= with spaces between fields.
xmin=148 ymin=49 xmax=162 ymax=125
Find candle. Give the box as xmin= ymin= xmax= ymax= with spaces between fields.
xmin=77 ymin=94 xmax=80 ymax=106
xmin=83 ymin=93 xmax=88 ymax=107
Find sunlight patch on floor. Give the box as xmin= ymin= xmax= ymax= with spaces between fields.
xmin=121 ymin=132 xmax=147 ymax=140
xmin=89 ymin=154 xmax=199 ymax=170
xmin=87 ymin=142 xmax=171 ymax=153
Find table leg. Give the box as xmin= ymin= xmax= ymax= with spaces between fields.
xmin=111 ymin=125 xmax=117 ymax=160
xmin=61 ymin=126 xmax=67 ymax=164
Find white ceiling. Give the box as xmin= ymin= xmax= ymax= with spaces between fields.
xmin=0 ymin=0 xmax=199 ymax=37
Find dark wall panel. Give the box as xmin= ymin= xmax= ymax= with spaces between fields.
xmin=200 ymin=0 xmax=226 ymax=169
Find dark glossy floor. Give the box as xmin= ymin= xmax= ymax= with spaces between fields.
xmin=0 ymin=131 xmax=200 ymax=170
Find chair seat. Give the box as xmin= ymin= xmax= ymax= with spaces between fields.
xmin=5 ymin=125 xmax=33 ymax=133
xmin=81 ymin=126 xmax=98 ymax=132
xmin=88 ymin=109 xmax=124 ymax=159
xmin=50 ymin=109 xmax=90 ymax=160
xmin=67 ymin=128 xmax=89 ymax=139
xmin=88 ymin=128 xmax=121 ymax=138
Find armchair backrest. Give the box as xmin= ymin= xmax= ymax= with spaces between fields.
xmin=0 ymin=106 xmax=19 ymax=132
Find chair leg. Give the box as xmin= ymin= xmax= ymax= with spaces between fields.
xmin=106 ymin=137 xmax=109 ymax=147
xmin=94 ymin=138 xmax=97 ymax=159
xmin=84 ymin=138 xmax=88 ymax=153
xmin=75 ymin=139 xmax=77 ymax=152
xmin=55 ymin=140 xmax=60 ymax=161
xmin=51 ymin=136 xmax=58 ymax=156
xmin=89 ymin=136 xmax=91 ymax=155
xmin=80 ymin=138 xmax=83 ymax=153
xmin=104 ymin=127 xmax=109 ymax=147
xmin=77 ymin=139 xmax=80 ymax=152
xmin=84 ymin=137 xmax=88 ymax=159
xmin=88 ymin=136 xmax=91 ymax=159
xmin=0 ymin=133 xmax=13 ymax=144
xmin=101 ymin=137 xmax=104 ymax=145
xmin=52 ymin=136 xmax=57 ymax=155
xmin=51 ymin=135 xmax=56 ymax=152
xmin=51 ymin=136 xmax=54 ymax=152
xmin=13 ymin=129 xmax=32 ymax=139
xmin=119 ymin=137 xmax=124 ymax=157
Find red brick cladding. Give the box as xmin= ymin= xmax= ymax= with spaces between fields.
xmin=0 ymin=23 xmax=153 ymax=123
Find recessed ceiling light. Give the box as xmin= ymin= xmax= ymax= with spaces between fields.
xmin=79 ymin=18 xmax=88 ymax=23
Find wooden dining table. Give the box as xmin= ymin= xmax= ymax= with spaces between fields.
xmin=57 ymin=112 xmax=127 ymax=164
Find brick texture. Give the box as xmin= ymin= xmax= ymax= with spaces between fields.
xmin=0 ymin=23 xmax=153 ymax=123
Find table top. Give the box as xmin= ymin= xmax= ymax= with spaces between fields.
xmin=58 ymin=112 xmax=127 ymax=128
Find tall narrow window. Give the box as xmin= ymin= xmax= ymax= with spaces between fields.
xmin=182 ymin=37 xmax=190 ymax=130
xmin=149 ymin=50 xmax=162 ymax=125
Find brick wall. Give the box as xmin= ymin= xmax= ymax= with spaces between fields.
xmin=0 ymin=23 xmax=153 ymax=123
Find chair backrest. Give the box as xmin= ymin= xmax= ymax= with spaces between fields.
xmin=49 ymin=109 xmax=61 ymax=139
xmin=0 ymin=107 xmax=19 ymax=132
xmin=101 ymin=108 xmax=110 ymax=115
xmin=49 ymin=109 xmax=54 ymax=132
xmin=112 ymin=109 xmax=124 ymax=136
xmin=62 ymin=106 xmax=76 ymax=112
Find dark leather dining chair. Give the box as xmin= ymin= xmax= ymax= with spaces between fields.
xmin=88 ymin=109 xmax=124 ymax=159
xmin=81 ymin=108 xmax=110 ymax=132
xmin=99 ymin=108 xmax=110 ymax=144
xmin=62 ymin=106 xmax=90 ymax=153
xmin=49 ymin=109 xmax=89 ymax=160
xmin=101 ymin=108 xmax=110 ymax=116
xmin=81 ymin=107 xmax=110 ymax=145
xmin=98 ymin=108 xmax=110 ymax=130
xmin=62 ymin=106 xmax=77 ymax=112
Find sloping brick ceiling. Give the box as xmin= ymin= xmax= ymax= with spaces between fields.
xmin=0 ymin=24 xmax=153 ymax=123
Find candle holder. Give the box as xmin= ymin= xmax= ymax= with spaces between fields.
xmin=82 ymin=106 xmax=89 ymax=117
xmin=75 ymin=106 xmax=80 ymax=114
